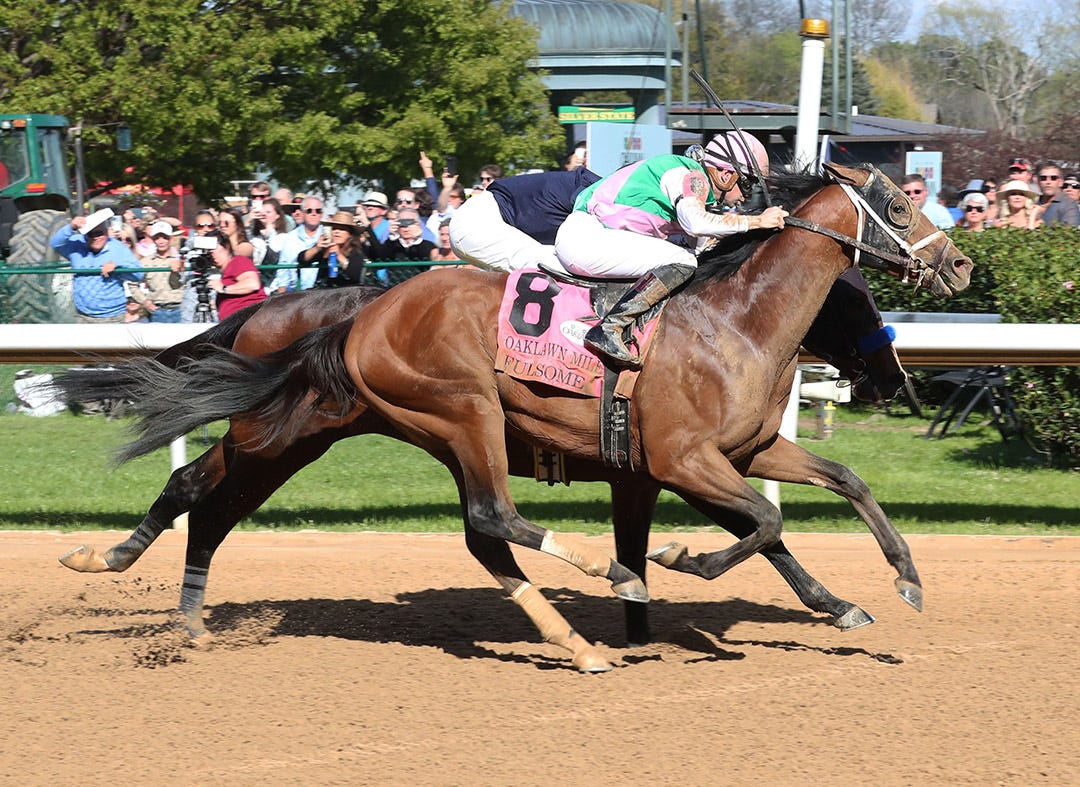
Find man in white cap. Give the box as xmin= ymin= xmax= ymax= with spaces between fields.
xmin=357 ymin=191 xmax=391 ymax=242
xmin=554 ymin=131 xmax=788 ymax=366
xmin=127 ymin=220 xmax=185 ymax=321
xmin=50 ymin=208 xmax=143 ymax=322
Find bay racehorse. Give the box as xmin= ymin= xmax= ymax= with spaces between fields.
xmin=63 ymin=164 xmax=971 ymax=669
xmin=56 ymin=266 xmax=903 ymax=655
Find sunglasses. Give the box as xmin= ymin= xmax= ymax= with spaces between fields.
xmin=1038 ymin=174 xmax=1062 ymax=181
xmin=249 ymin=193 xmax=270 ymax=199
xmin=303 ymin=208 xmax=323 ymax=214
xmin=1064 ymin=182 xmax=1080 ymax=189
xmin=479 ymin=176 xmax=494 ymax=182
xmin=394 ymin=198 xmax=415 ymax=205
xmin=1008 ymin=158 xmax=1029 ymax=166
xmin=196 ymin=222 xmax=214 ymax=228
xmin=397 ymin=218 xmax=418 ymax=227
xmin=903 ymin=188 xmax=924 ymax=196
xmin=965 ymin=205 xmax=985 ymax=213
xmin=1008 ymin=167 xmax=1027 ymax=174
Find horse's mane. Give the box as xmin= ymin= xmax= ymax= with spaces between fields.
xmin=692 ymin=167 xmax=838 ymax=285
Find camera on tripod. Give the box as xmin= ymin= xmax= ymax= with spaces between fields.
xmin=184 ymin=235 xmax=218 ymax=273
xmin=182 ymin=235 xmax=219 ymax=322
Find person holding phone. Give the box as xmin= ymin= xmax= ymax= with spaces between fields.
xmin=365 ymin=207 xmax=435 ymax=285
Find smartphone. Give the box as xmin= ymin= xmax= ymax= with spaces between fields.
xmin=446 ymin=155 xmax=457 ymax=176
xmin=251 ymin=199 xmax=264 ymax=211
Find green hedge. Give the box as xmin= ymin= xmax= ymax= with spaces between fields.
xmin=874 ymin=227 xmax=1079 ymax=466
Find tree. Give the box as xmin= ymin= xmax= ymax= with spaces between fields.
xmin=860 ymin=57 xmax=925 ymax=120
xmin=0 ymin=0 xmax=563 ymax=202
xmin=917 ymin=1 xmax=1069 ymax=137
xmin=847 ymin=0 xmax=909 ymax=55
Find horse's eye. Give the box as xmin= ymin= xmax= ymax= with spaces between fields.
xmin=887 ymin=197 xmax=913 ymax=228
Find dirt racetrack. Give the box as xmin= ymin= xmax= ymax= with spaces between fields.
xmin=1 ymin=530 xmax=1077 ymax=786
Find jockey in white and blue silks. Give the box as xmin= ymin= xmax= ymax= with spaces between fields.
xmin=448 ymin=168 xmax=600 ymax=273
xmin=554 ymin=132 xmax=789 ymax=367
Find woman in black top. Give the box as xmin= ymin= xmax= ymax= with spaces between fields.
xmin=314 ymin=211 xmax=370 ymax=287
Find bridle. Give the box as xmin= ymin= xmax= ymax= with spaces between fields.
xmin=783 ymin=169 xmax=950 ymax=294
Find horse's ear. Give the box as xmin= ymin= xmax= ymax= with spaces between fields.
xmin=823 ymin=162 xmax=871 ymax=186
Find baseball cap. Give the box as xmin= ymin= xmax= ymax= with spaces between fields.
xmin=148 ymin=220 xmax=176 ymax=238
xmin=1007 ymin=157 xmax=1032 ymax=172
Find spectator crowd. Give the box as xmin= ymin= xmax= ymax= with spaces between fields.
xmin=49 ymin=145 xmax=1077 ymax=325
xmin=908 ymin=156 xmax=1080 ymax=233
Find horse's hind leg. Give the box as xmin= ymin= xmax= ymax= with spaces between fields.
xmin=59 ymin=441 xmax=228 ymax=573
xmin=742 ymin=436 xmax=923 ymax=612
xmin=175 ymin=433 xmax=338 ymax=639
xmin=462 ymin=525 xmax=613 ymax=672
xmin=674 ymin=492 xmax=874 ymax=630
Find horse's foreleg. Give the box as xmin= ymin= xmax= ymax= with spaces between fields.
xmin=743 ymin=436 xmax=923 ymax=612
xmin=646 ymin=450 xmax=783 ymax=581
xmin=610 ymin=479 xmax=659 ymax=646
xmin=462 ymin=525 xmax=612 ymax=672
xmin=674 ymin=492 xmax=874 ymax=630
xmin=59 ymin=441 xmax=228 ymax=573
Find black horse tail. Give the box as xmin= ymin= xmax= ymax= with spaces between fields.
xmin=155 ymin=301 xmax=261 ymax=366
xmin=115 ymin=319 xmax=357 ymax=464
xmin=50 ymin=303 xmax=262 ymax=405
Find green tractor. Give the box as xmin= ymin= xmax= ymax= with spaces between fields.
xmin=0 ymin=114 xmax=78 ymax=323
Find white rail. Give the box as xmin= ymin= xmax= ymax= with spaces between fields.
xmin=1 ymin=321 xmax=1078 ymax=365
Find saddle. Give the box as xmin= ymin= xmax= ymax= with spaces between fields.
xmin=501 ymin=265 xmax=667 ymax=471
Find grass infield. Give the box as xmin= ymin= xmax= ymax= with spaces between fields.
xmin=1 ymin=377 xmax=1076 ymax=536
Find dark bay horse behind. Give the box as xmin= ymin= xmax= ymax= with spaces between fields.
xmin=61 ymin=164 xmax=971 ymax=669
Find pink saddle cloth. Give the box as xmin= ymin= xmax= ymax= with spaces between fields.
xmin=495 ymin=270 xmax=661 ymax=397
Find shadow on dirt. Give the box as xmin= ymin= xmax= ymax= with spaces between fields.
xmin=10 ymin=584 xmax=904 ymax=671
xmin=197 ymin=587 xmax=902 ymax=669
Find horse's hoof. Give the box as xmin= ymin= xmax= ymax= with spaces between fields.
xmin=834 ymin=606 xmax=876 ymax=631
xmin=170 ymin=610 xmax=210 ymax=644
xmin=895 ymin=579 xmax=924 ymax=612
xmin=58 ymin=545 xmax=111 ymax=573
xmin=611 ymin=577 xmax=649 ymax=603
xmin=573 ymin=650 xmax=614 ymax=673
xmin=646 ymin=541 xmax=688 ymax=569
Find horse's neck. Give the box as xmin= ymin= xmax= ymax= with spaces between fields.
xmin=694 ymin=231 xmax=851 ymax=361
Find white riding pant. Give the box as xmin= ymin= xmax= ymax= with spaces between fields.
xmin=554 ymin=211 xmax=697 ymax=278
xmin=448 ymin=191 xmax=563 ymax=273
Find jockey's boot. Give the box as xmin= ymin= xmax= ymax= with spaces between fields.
xmin=584 ymin=263 xmax=696 ymax=368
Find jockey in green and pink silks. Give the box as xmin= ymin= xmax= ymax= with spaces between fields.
xmin=555 ymin=132 xmax=789 ymax=367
